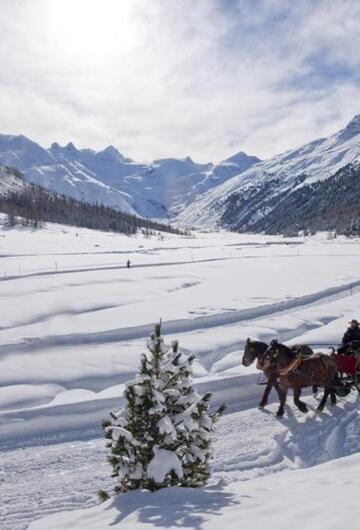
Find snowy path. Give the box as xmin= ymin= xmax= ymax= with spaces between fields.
xmin=1 ymin=394 xmax=359 ymax=530
xmin=0 ymin=255 xmax=236 ymax=282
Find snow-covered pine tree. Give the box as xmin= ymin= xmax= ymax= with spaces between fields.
xmin=101 ymin=322 xmax=225 ymax=496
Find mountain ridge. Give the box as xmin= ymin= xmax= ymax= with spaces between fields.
xmin=178 ymin=115 xmax=360 ymax=232
xmin=0 ymin=134 xmax=260 ymax=220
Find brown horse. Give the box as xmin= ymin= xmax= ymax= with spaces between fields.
xmin=242 ymin=339 xmax=278 ymax=408
xmin=260 ymin=340 xmax=338 ymax=417
xmin=242 ymin=338 xmax=316 ymax=408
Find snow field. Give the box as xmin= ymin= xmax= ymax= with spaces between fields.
xmin=0 ymin=222 xmax=360 ymax=529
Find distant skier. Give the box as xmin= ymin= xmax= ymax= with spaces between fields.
xmin=126 ymin=259 xmax=131 ymax=269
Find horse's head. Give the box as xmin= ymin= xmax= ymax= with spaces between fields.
xmin=257 ymin=339 xmax=290 ymax=370
xmin=242 ymin=338 xmax=257 ymax=367
xmin=243 ymin=338 xmax=268 ymax=367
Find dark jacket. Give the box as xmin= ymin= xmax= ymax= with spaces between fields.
xmin=341 ymin=326 xmax=360 ymax=346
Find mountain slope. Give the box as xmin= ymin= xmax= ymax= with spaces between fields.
xmin=0 ymin=165 xmax=28 ymax=196
xmin=230 ymin=162 xmax=360 ymax=235
xmin=0 ymin=134 xmax=260 ymax=220
xmin=0 ymin=165 xmax=186 ymax=236
xmin=0 ymin=137 xmax=143 ymax=217
xmin=179 ymin=115 xmax=360 ymax=232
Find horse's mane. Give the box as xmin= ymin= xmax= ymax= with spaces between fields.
xmin=270 ymin=340 xmax=295 ymax=358
xmin=249 ymin=340 xmax=268 ymax=348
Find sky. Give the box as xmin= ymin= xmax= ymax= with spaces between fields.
xmin=1 ymin=0 xmax=360 ymax=163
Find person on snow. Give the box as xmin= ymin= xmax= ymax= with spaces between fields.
xmin=126 ymin=259 xmax=131 ymax=268
xmin=341 ymin=319 xmax=360 ymax=346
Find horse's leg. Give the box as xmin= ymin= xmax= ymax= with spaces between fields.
xmin=317 ymin=386 xmax=330 ymax=411
xmin=259 ymin=383 xmax=272 ymax=408
xmin=330 ymin=387 xmax=337 ymax=405
xmin=312 ymin=385 xmax=318 ymax=395
xmin=293 ymin=387 xmax=308 ymax=413
xmin=259 ymin=373 xmax=277 ymax=408
xmin=276 ymin=383 xmax=287 ymax=418
xmin=330 ymin=368 xmax=337 ymax=405
xmin=273 ymin=379 xmax=281 ymax=400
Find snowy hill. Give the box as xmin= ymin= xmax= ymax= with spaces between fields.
xmin=179 ymin=115 xmax=360 ymax=232
xmin=0 ymin=134 xmax=260 ymax=220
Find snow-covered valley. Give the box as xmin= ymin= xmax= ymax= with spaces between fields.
xmin=1 ymin=222 xmax=359 ymax=529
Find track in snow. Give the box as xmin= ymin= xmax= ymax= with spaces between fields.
xmin=0 ymin=255 xmax=237 ymax=282
xmin=1 ymin=394 xmax=359 ymax=530
xmin=0 ymin=277 xmax=359 ymax=357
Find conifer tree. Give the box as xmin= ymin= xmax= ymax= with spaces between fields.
xmin=101 ymin=323 xmax=225 ymax=496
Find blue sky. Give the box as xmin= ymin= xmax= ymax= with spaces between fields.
xmin=0 ymin=0 xmax=360 ymax=162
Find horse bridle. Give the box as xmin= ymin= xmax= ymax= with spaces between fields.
xmin=257 ymin=346 xmax=277 ymax=369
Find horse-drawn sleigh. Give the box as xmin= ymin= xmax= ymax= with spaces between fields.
xmin=242 ymin=338 xmax=360 ymax=417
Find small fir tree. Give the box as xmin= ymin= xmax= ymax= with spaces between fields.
xmin=102 ymin=322 xmax=225 ymax=496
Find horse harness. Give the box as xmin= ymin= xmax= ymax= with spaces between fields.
xmin=277 ymin=352 xmax=324 ymax=381
xmin=277 ymin=354 xmax=302 ymax=376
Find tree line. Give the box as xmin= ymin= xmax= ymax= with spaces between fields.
xmin=1 ymin=181 xmax=189 ymax=237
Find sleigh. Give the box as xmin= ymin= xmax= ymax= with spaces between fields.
xmin=332 ymin=349 xmax=360 ymax=396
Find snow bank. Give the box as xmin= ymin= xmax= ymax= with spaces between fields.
xmin=28 ymin=452 xmax=360 ymax=530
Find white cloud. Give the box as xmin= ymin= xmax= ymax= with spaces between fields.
xmin=0 ymin=0 xmax=359 ymax=162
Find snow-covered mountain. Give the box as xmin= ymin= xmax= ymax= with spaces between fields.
xmin=179 ymin=115 xmax=360 ymax=232
xmin=0 ymin=134 xmax=260 ymax=220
